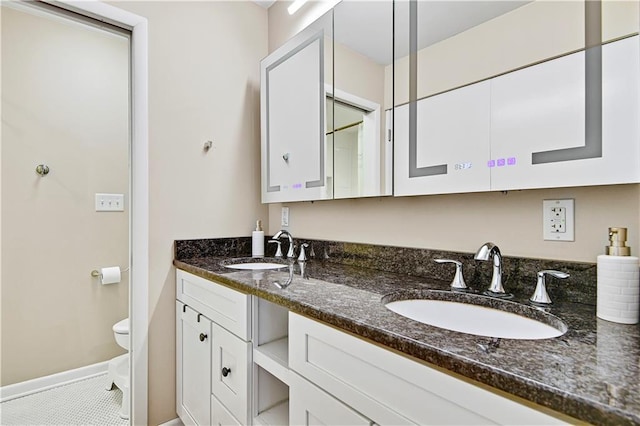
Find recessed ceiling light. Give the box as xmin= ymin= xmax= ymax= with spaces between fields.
xmin=288 ymin=0 xmax=308 ymax=15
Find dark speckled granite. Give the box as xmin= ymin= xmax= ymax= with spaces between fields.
xmin=175 ymin=237 xmax=597 ymax=304
xmin=174 ymin=237 xmax=640 ymax=425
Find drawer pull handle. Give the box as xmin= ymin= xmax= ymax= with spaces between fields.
xmin=199 ymin=333 xmax=207 ymax=342
xmin=221 ymin=367 xmax=231 ymax=377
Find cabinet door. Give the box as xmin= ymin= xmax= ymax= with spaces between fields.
xmin=176 ymin=302 xmax=212 ymax=426
xmin=290 ymin=372 xmax=372 ymax=426
xmin=290 ymin=313 xmax=568 ymax=425
xmin=394 ymin=81 xmax=491 ymax=196
xmin=490 ymin=36 xmax=640 ymax=190
xmin=212 ymin=323 xmax=251 ymax=425
xmin=261 ymin=24 xmax=332 ymax=203
xmin=211 ymin=395 xmax=242 ymax=426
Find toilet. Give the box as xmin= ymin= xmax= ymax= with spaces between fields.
xmin=106 ymin=318 xmax=130 ymax=419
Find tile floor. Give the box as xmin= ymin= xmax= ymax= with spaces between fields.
xmin=0 ymin=373 xmax=127 ymax=426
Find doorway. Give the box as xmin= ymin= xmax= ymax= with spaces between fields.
xmin=0 ymin=1 xmax=148 ymax=424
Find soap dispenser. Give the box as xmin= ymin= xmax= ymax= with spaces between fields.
xmin=597 ymin=227 xmax=639 ymax=324
xmin=252 ymin=220 xmax=265 ymax=258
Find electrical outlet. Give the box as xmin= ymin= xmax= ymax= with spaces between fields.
xmin=281 ymin=207 xmax=290 ymax=227
xmin=543 ymin=199 xmax=574 ymax=241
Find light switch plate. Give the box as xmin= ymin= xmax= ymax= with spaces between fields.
xmin=281 ymin=207 xmax=290 ymax=227
xmin=95 ymin=193 xmax=125 ymax=212
xmin=543 ymin=199 xmax=574 ymax=241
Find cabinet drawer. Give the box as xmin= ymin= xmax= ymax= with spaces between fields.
xmin=212 ymin=323 xmax=251 ymax=425
xmin=289 ymin=313 xmax=567 ymax=425
xmin=290 ymin=372 xmax=372 ymax=426
xmin=176 ymin=269 xmax=250 ymax=340
xmin=211 ymin=395 xmax=242 ymax=426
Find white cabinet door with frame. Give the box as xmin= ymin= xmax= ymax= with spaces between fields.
xmin=176 ymin=302 xmax=212 ymax=426
xmin=289 ymin=372 xmax=372 ymax=426
xmin=261 ymin=25 xmax=332 ymax=203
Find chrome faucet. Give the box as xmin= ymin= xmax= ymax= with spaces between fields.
xmin=270 ymin=230 xmax=295 ymax=258
xmin=474 ymin=242 xmax=505 ymax=295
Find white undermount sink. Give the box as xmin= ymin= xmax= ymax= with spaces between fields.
xmin=384 ymin=292 xmax=567 ymax=340
xmin=223 ymin=261 xmax=287 ymax=270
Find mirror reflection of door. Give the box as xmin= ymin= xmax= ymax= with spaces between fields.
xmin=327 ymin=99 xmax=382 ymax=199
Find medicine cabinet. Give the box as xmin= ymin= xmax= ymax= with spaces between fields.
xmin=261 ymin=1 xmax=393 ymax=203
xmin=262 ymin=0 xmax=640 ymax=203
xmin=393 ymin=0 xmax=640 ymax=196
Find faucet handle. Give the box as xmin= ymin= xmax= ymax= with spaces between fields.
xmin=268 ymin=239 xmax=283 ymax=258
xmin=298 ymin=243 xmax=309 ymax=261
xmin=434 ymin=259 xmax=467 ymax=290
xmin=530 ymin=270 xmax=570 ymax=305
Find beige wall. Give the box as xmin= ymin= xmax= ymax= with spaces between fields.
xmin=1 ymin=5 xmax=129 ymax=386
xmin=110 ymin=1 xmax=268 ymax=424
xmin=267 ymin=1 xmax=640 ymax=264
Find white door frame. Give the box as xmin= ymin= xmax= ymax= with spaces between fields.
xmin=39 ymin=1 xmax=149 ymax=424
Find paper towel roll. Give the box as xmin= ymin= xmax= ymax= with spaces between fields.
xmin=597 ymin=255 xmax=640 ymax=324
xmin=101 ymin=266 xmax=121 ymax=285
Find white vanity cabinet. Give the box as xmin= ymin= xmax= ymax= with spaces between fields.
xmin=176 ymin=270 xmax=252 ymax=426
xmin=175 ymin=269 xmax=576 ymax=425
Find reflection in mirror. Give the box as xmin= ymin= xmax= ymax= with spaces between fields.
xmin=331 ymin=0 xmax=393 ymax=198
xmin=394 ymin=0 xmax=640 ymax=197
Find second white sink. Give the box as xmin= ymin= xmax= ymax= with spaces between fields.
xmin=385 ymin=295 xmax=567 ymax=340
xmin=224 ymin=262 xmax=287 ymax=270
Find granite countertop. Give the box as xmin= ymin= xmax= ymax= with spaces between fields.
xmin=174 ymin=253 xmax=640 ymax=426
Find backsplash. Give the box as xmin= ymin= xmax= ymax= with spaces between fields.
xmin=174 ymin=237 xmax=597 ymax=305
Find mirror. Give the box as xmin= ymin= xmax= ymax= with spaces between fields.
xmin=330 ymin=0 xmax=394 ymax=199
xmin=393 ymin=0 xmax=640 ymax=196
xmin=261 ymin=1 xmax=393 ymax=203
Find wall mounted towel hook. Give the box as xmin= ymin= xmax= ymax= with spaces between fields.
xmin=35 ymin=164 xmax=50 ymax=176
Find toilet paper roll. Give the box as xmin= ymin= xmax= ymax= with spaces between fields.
xmin=101 ymin=266 xmax=121 ymax=285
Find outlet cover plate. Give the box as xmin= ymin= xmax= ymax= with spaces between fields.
xmin=281 ymin=207 xmax=290 ymax=227
xmin=543 ymin=199 xmax=574 ymax=241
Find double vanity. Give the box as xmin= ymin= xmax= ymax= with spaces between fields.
xmin=174 ymin=237 xmax=640 ymax=426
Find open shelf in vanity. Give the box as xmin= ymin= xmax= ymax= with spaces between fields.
xmin=252 ymin=297 xmax=290 ymax=425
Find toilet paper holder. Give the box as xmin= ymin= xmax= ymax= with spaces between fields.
xmin=91 ymin=267 xmax=129 ymax=277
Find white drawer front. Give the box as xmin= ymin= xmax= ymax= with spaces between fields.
xmin=289 ymin=313 xmax=568 ymax=426
xmin=211 ymin=395 xmax=242 ymax=426
xmin=290 ymin=372 xmax=372 ymax=426
xmin=176 ymin=269 xmax=250 ymax=340
xmin=212 ymin=323 xmax=251 ymax=424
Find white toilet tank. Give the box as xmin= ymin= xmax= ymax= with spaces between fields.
xmin=113 ymin=318 xmax=129 ymax=350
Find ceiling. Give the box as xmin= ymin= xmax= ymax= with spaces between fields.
xmin=253 ymin=0 xmax=276 ymax=9
xmin=271 ymin=1 xmax=531 ymax=66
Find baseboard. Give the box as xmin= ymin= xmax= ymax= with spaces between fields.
xmin=0 ymin=360 xmax=109 ymax=403
xmin=158 ymin=418 xmax=184 ymax=426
